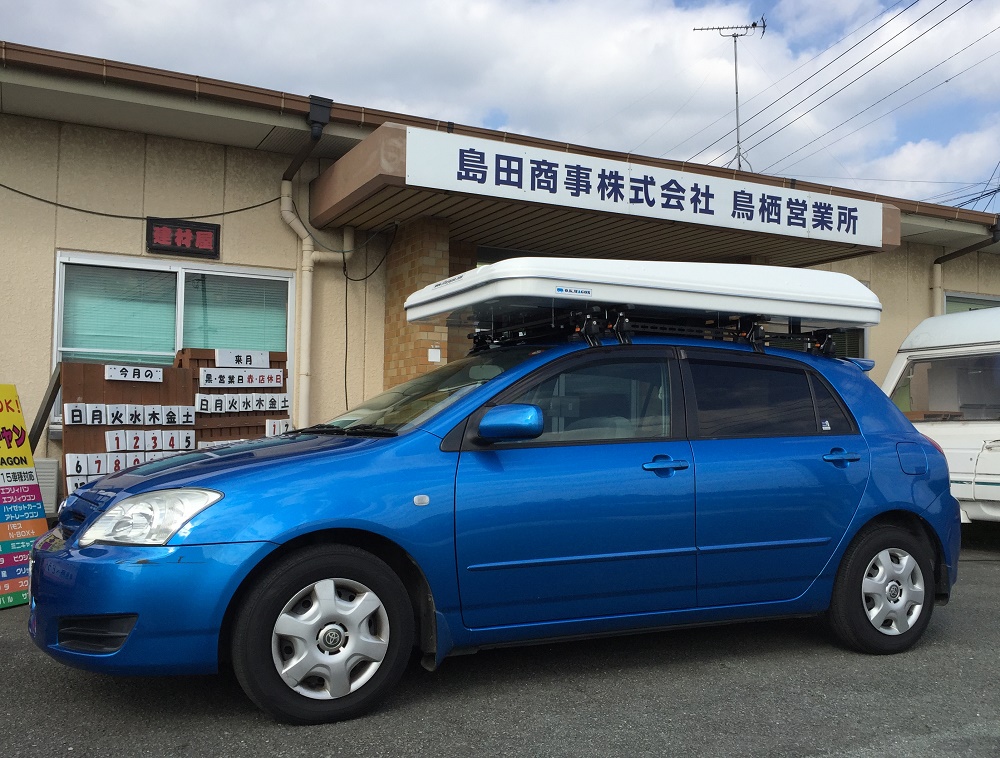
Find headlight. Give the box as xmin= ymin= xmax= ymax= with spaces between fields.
xmin=78 ymin=489 xmax=223 ymax=547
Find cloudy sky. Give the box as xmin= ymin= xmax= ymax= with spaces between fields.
xmin=2 ymin=0 xmax=998 ymax=209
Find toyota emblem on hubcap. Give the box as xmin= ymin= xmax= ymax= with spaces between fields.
xmin=318 ymin=624 xmax=346 ymax=652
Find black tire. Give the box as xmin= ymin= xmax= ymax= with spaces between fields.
xmin=231 ymin=544 xmax=414 ymax=724
xmin=828 ymin=524 xmax=935 ymax=654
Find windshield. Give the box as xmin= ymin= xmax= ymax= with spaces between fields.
xmin=890 ymin=352 xmax=1000 ymax=422
xmin=327 ymin=346 xmax=550 ymax=432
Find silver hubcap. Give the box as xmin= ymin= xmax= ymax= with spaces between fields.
xmin=271 ymin=578 xmax=390 ymax=700
xmin=861 ymin=548 xmax=925 ymax=636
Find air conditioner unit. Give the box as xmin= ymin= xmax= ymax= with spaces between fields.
xmin=35 ymin=458 xmax=61 ymax=518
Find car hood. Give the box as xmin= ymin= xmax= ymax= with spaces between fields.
xmin=71 ymin=432 xmax=387 ymax=511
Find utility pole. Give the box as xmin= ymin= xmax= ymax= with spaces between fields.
xmin=694 ymin=15 xmax=765 ymax=172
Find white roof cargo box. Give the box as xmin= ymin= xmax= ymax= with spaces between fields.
xmin=405 ymin=258 xmax=881 ymax=329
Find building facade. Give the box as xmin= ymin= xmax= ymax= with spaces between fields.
xmin=1 ymin=41 xmax=998 ymax=474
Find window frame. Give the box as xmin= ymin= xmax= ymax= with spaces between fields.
xmin=888 ymin=351 xmax=1000 ymax=423
xmin=460 ymin=346 xmax=686 ymax=450
xmin=945 ymin=292 xmax=1000 ymax=313
xmin=679 ymin=349 xmax=858 ymax=440
xmin=52 ymin=250 xmax=296 ymax=423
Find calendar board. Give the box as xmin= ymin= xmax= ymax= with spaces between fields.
xmin=61 ymin=351 xmax=289 ymax=495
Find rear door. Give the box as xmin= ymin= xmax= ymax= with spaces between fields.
xmin=681 ymin=351 xmax=871 ymax=607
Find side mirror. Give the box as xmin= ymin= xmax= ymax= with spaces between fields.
xmin=478 ymin=404 xmax=544 ymax=442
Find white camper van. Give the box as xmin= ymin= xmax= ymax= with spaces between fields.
xmin=882 ymin=308 xmax=1000 ymax=522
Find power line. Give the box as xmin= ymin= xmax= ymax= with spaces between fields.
xmin=661 ymin=0 xmax=908 ymax=158
xmin=768 ymin=44 xmax=1000 ymax=175
xmin=763 ymin=19 xmax=1000 ymax=173
xmin=736 ymin=0 xmax=976 ymax=160
xmin=0 ymin=179 xmax=279 ymax=220
xmin=688 ymin=0 xmax=927 ymax=163
xmin=972 ymin=158 xmax=1000 ymax=211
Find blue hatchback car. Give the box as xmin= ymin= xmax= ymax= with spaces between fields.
xmin=30 ymin=268 xmax=961 ymax=725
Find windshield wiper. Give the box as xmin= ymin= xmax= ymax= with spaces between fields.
xmin=293 ymin=424 xmax=348 ymax=435
xmin=293 ymin=423 xmax=397 ymax=438
xmin=340 ymin=424 xmax=398 ymax=437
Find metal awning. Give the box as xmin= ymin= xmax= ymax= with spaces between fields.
xmin=310 ymin=124 xmax=902 ymax=268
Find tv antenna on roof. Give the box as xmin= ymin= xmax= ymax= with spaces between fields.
xmin=694 ymin=15 xmax=766 ymax=172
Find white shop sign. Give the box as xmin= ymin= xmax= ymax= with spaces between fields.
xmin=214 ymin=350 xmax=270 ymax=368
xmin=104 ymin=365 xmax=164 ymax=382
xmin=405 ymin=127 xmax=883 ymax=247
xmin=199 ymin=368 xmax=284 ymax=388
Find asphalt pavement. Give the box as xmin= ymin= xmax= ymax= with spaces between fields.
xmin=3 ymin=524 xmax=1000 ymax=757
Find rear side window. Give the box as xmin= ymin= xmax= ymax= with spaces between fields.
xmin=686 ymin=358 xmax=851 ymax=438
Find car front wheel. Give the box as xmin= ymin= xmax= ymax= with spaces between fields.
xmin=231 ymin=545 xmax=414 ymax=724
xmin=828 ymin=524 xmax=935 ymax=654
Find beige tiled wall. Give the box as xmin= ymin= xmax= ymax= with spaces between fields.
xmin=823 ymin=244 xmax=1000 ymax=385
xmin=383 ymin=218 xmax=451 ymax=388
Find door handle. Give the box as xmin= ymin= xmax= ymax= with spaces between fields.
xmin=823 ymin=449 xmax=861 ymax=468
xmin=642 ymin=456 xmax=690 ymax=476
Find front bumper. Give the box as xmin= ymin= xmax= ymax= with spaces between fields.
xmin=29 ymin=526 xmax=275 ymax=675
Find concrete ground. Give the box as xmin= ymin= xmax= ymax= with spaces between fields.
xmin=3 ymin=523 xmax=1000 ymax=757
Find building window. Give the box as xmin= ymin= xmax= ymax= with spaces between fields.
xmin=182 ymin=273 xmax=288 ymax=352
xmin=57 ymin=253 xmax=293 ymax=368
xmin=62 ymin=265 xmax=178 ymax=364
xmin=946 ymin=294 xmax=1000 ymax=313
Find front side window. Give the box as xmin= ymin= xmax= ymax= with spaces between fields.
xmin=505 ymin=355 xmax=673 ymax=443
xmin=890 ymin=353 xmax=1000 ymax=422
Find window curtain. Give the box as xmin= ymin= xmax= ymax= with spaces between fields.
xmin=182 ymin=273 xmax=288 ymax=351
xmin=61 ymin=264 xmax=177 ymax=364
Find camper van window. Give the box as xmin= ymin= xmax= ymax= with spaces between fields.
xmin=889 ymin=353 xmax=1000 ymax=422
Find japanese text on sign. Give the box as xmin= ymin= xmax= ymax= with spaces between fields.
xmin=405 ymin=127 xmax=883 ymax=247
xmin=199 ymin=368 xmax=284 ymax=387
xmin=146 ymin=217 xmax=221 ymax=259
xmin=0 ymin=385 xmax=47 ymax=610
xmin=214 ymin=350 xmax=269 ymax=368
xmin=104 ymin=365 xmax=164 ymax=383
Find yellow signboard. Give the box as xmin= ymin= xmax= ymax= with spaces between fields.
xmin=0 ymin=385 xmax=47 ymax=609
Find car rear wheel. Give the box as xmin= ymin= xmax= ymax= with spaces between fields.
xmin=828 ymin=524 xmax=935 ymax=654
xmin=231 ymin=544 xmax=414 ymax=724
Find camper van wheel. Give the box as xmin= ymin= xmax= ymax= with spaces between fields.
xmin=231 ymin=544 xmax=414 ymax=724
xmin=828 ymin=524 xmax=935 ymax=654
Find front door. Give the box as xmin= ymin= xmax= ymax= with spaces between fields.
xmin=454 ymin=349 xmax=697 ymax=629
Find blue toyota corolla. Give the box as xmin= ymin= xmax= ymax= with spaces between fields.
xmin=30 ymin=335 xmax=960 ymax=724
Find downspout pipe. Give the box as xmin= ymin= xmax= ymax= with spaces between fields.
xmin=279 ymin=96 xmax=356 ymax=428
xmin=931 ymin=224 xmax=1000 ymax=316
